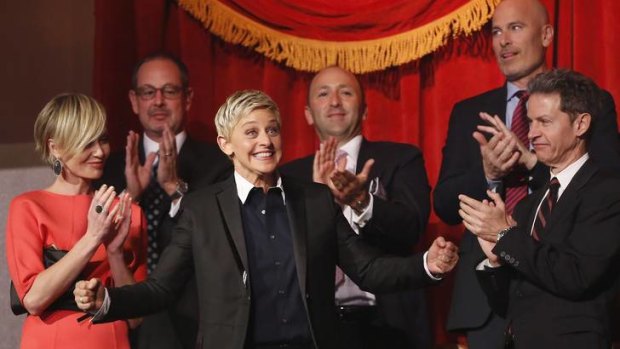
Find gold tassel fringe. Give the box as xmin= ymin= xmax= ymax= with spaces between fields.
xmin=178 ymin=0 xmax=500 ymax=74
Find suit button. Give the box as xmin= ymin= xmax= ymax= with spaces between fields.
xmin=305 ymin=293 xmax=310 ymax=299
xmin=509 ymin=257 xmax=515 ymax=264
xmin=514 ymin=261 xmax=520 ymax=267
xmin=504 ymin=254 xmax=511 ymax=261
xmin=500 ymin=251 xmax=506 ymax=257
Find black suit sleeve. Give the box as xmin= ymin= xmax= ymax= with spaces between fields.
xmin=434 ymin=101 xmax=490 ymax=225
xmin=99 ymin=208 xmax=196 ymax=321
xmin=588 ymin=90 xmax=620 ymax=172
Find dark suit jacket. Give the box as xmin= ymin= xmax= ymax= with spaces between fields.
xmin=280 ymin=138 xmax=432 ymax=346
xmin=476 ymin=160 xmax=620 ymax=348
xmin=434 ymin=85 xmax=620 ymax=332
xmin=99 ymin=175 xmax=436 ymax=349
xmin=97 ymin=135 xmax=232 ymax=348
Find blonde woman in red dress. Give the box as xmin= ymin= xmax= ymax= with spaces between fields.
xmin=6 ymin=93 xmax=147 ymax=349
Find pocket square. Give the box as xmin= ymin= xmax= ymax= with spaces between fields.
xmin=369 ymin=177 xmax=387 ymax=200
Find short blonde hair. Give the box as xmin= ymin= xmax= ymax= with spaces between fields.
xmin=34 ymin=93 xmax=107 ymax=165
xmin=214 ymin=90 xmax=281 ymax=140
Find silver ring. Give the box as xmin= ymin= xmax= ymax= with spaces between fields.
xmin=95 ymin=205 xmax=103 ymax=214
xmin=163 ymin=153 xmax=172 ymax=157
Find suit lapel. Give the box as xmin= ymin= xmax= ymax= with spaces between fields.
xmin=483 ymin=85 xmax=508 ymax=123
xmin=282 ymin=177 xmax=308 ymax=294
xmin=357 ymin=138 xmax=379 ymax=185
xmin=543 ymin=160 xmax=597 ymax=235
xmin=176 ymin=136 xmax=196 ymax=180
xmin=138 ymin=134 xmax=147 ymax=164
xmin=216 ymin=177 xmax=249 ymax=272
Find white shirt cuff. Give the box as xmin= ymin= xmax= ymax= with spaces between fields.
xmin=90 ymin=287 xmax=111 ymax=322
xmin=423 ymin=251 xmax=443 ymax=281
xmin=352 ymin=193 xmax=374 ymax=228
xmin=476 ymin=258 xmax=500 ymax=270
xmin=169 ymin=197 xmax=183 ymax=217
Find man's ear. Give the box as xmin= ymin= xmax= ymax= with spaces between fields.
xmin=128 ymin=90 xmax=139 ymax=115
xmin=304 ymin=106 xmax=315 ymax=126
xmin=574 ymin=113 xmax=591 ymax=137
xmin=217 ymin=135 xmax=234 ymax=158
xmin=184 ymin=87 xmax=194 ymax=112
xmin=542 ymin=24 xmax=554 ymax=48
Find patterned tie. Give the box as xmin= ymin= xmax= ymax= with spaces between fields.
xmin=532 ymin=177 xmax=560 ymax=241
xmin=143 ymin=163 xmax=166 ymax=274
xmin=504 ymin=91 xmax=530 ymax=214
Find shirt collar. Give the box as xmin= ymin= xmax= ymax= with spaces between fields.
xmin=339 ymin=135 xmax=363 ymax=164
xmin=143 ymin=130 xmax=188 ymax=156
xmin=551 ymin=153 xmax=589 ymax=198
xmin=234 ymin=171 xmax=285 ymax=204
xmin=506 ymin=82 xmax=522 ymax=102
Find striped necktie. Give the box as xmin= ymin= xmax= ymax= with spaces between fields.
xmin=532 ymin=177 xmax=560 ymax=241
xmin=505 ymin=90 xmax=530 ymax=214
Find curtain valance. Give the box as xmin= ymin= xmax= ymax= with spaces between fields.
xmin=178 ymin=0 xmax=499 ymax=73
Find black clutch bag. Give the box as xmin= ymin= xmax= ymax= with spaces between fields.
xmin=10 ymin=247 xmax=81 ymax=315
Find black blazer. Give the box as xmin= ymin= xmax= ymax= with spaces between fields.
xmin=280 ymin=138 xmax=432 ymax=345
xmin=435 ymin=85 xmax=620 ymax=331
xmin=97 ymin=135 xmax=232 ymax=348
xmin=476 ymin=160 xmax=620 ymax=348
xmin=99 ymin=175 xmax=436 ymax=349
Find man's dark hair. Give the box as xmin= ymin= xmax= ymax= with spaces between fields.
xmin=131 ymin=52 xmax=190 ymax=89
xmin=528 ymin=69 xmax=603 ymax=124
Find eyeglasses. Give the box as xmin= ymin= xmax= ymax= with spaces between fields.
xmin=134 ymin=84 xmax=185 ymax=101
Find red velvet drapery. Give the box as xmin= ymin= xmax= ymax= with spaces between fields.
xmin=211 ymin=0 xmax=472 ymax=40
xmin=93 ymin=0 xmax=620 ymax=345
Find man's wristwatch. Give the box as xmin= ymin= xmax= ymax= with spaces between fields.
xmin=496 ymin=226 xmax=514 ymax=243
xmin=169 ymin=180 xmax=188 ymax=200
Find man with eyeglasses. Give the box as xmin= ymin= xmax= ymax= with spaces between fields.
xmin=98 ymin=52 xmax=232 ymax=349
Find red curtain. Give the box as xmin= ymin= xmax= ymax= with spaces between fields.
xmin=214 ymin=0 xmax=469 ymax=40
xmin=93 ymin=0 xmax=620 ymax=345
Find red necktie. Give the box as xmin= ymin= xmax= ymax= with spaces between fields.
xmin=504 ymin=91 xmax=530 ymax=214
xmin=532 ymin=177 xmax=560 ymax=240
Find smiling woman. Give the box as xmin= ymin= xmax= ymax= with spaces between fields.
xmin=6 ymin=93 xmax=147 ymax=349
xmin=215 ymin=90 xmax=283 ymax=189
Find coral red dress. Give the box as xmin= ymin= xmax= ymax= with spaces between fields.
xmin=6 ymin=190 xmax=147 ymax=349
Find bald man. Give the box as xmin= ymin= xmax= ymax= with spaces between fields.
xmin=434 ymin=0 xmax=620 ymax=347
xmin=281 ymin=66 xmax=432 ymax=349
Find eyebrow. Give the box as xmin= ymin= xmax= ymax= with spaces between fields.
xmin=315 ymin=84 xmax=355 ymax=91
